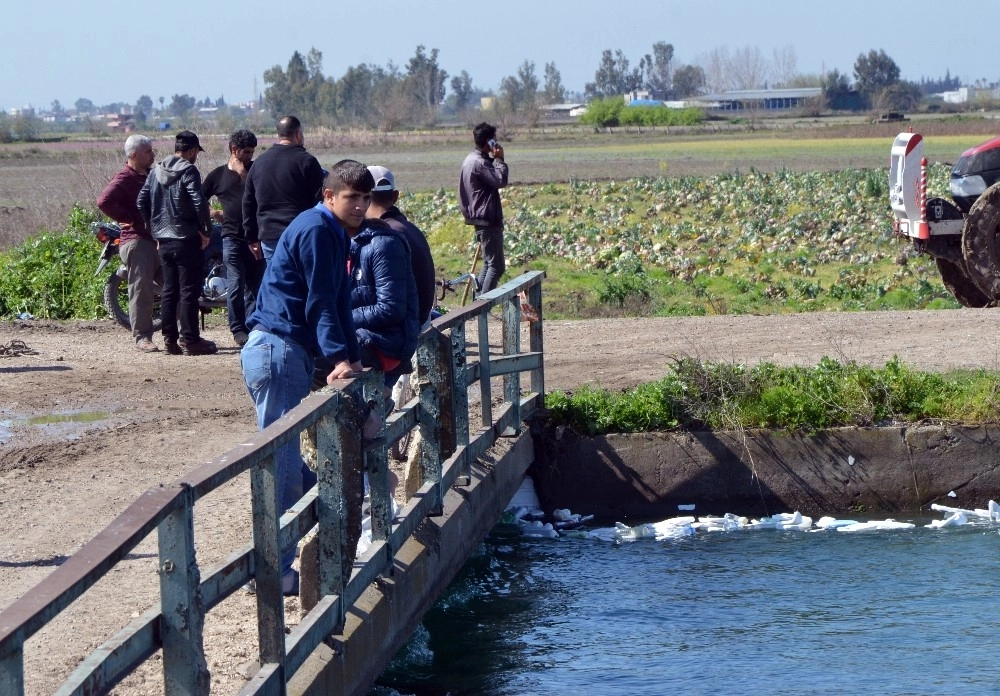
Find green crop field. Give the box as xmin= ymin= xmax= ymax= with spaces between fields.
xmin=2 ymin=118 xmax=998 ymax=320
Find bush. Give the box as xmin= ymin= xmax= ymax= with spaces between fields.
xmin=0 ymin=205 xmax=105 ymax=319
xmin=545 ymin=356 xmax=1000 ymax=434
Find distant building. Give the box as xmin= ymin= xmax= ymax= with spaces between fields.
xmin=539 ymin=103 xmax=587 ymax=118
xmin=691 ymin=87 xmax=822 ymax=111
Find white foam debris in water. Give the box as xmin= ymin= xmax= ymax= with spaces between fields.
xmin=948 ymin=491 xmax=957 ymax=498
xmin=848 ymin=455 xmax=855 ymax=466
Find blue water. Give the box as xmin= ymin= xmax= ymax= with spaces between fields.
xmin=373 ymin=515 xmax=1000 ymax=695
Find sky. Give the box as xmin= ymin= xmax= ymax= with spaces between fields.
xmin=4 ymin=0 xmax=999 ymax=111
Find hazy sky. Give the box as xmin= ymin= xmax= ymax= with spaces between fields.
xmin=4 ymin=0 xmax=998 ymax=110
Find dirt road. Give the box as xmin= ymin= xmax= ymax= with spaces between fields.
xmin=2 ymin=309 xmax=999 ymax=693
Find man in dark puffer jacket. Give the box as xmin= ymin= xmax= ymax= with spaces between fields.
xmin=348 ymin=214 xmax=420 ymax=391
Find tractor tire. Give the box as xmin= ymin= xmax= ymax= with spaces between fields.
xmin=961 ymin=181 xmax=1000 ymax=301
xmin=103 ymin=267 xmax=163 ymax=333
xmin=935 ymin=258 xmax=991 ymax=307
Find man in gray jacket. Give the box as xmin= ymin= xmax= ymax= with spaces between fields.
xmin=458 ymin=122 xmax=508 ymax=294
xmin=458 ymin=122 xmax=507 ymax=294
xmin=137 ymin=130 xmax=217 ymax=356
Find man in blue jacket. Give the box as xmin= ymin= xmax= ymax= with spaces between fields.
xmin=240 ymin=160 xmax=367 ymax=595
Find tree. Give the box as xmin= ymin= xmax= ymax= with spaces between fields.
xmin=585 ymin=49 xmax=642 ymax=99
xmin=50 ymin=100 xmax=63 ymax=115
xmin=169 ymin=94 xmax=196 ymax=117
xmin=542 ymin=62 xmax=566 ymax=104
xmin=136 ymin=95 xmax=153 ymax=115
xmin=672 ymin=64 xmax=706 ymax=98
xmin=822 ymin=69 xmax=853 ymax=109
xmin=729 ymin=46 xmax=768 ymax=90
xmin=404 ymin=45 xmax=447 ymax=113
xmin=639 ymin=42 xmax=674 ymax=96
xmin=853 ymin=49 xmax=901 ymax=105
xmin=449 ymin=70 xmax=475 ymax=112
xmin=74 ymin=98 xmax=95 ymax=114
xmin=770 ymin=45 xmax=798 ymax=88
xmin=337 ymin=63 xmax=382 ymax=124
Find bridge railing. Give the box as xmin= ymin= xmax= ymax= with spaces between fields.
xmin=0 ymin=270 xmax=545 ymax=695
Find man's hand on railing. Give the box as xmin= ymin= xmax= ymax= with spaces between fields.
xmin=326 ymin=360 xmax=361 ymax=383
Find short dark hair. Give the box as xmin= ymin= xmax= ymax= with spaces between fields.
xmin=277 ymin=115 xmax=302 ymax=139
xmin=229 ymin=129 xmax=257 ymax=151
xmin=370 ymin=190 xmax=397 ymax=207
xmin=325 ymin=159 xmax=375 ymax=194
xmin=473 ymin=122 xmax=496 ymax=148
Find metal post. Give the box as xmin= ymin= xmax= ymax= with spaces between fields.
xmin=417 ymin=331 xmax=445 ymax=514
xmin=527 ymin=283 xmax=544 ymax=403
xmin=477 ymin=311 xmax=493 ymax=428
xmin=502 ymin=297 xmax=521 ymax=434
xmin=315 ymin=396 xmax=349 ymax=625
xmin=157 ymin=485 xmax=210 ymax=695
xmin=0 ymin=646 xmax=24 ymax=696
xmin=249 ymin=451 xmax=286 ymax=669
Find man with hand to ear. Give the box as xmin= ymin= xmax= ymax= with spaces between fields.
xmin=240 ymin=160 xmax=367 ymax=595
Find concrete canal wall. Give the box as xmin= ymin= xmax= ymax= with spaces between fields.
xmin=531 ymin=424 xmax=1000 ymax=518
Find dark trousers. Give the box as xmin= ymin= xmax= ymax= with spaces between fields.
xmin=158 ymin=237 xmax=203 ymax=343
xmin=223 ymin=236 xmax=264 ymax=336
xmin=475 ymin=226 xmax=506 ymax=293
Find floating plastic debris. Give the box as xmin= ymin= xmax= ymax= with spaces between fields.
xmin=948 ymin=491 xmax=957 ymax=498
xmin=677 ymin=504 xmax=696 ymax=511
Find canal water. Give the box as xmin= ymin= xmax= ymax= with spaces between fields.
xmin=372 ymin=514 xmax=1000 ymax=695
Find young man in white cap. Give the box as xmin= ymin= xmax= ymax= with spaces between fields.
xmin=365 ymin=165 xmax=436 ymax=327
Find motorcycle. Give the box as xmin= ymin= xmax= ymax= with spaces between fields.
xmin=91 ymin=220 xmax=230 ymax=332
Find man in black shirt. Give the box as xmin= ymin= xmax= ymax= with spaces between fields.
xmin=203 ymin=129 xmax=262 ymax=346
xmin=242 ymin=115 xmax=325 ymax=262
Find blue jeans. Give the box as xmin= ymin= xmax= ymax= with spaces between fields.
xmin=241 ymin=329 xmax=317 ymax=575
xmin=261 ymin=240 xmax=277 ymax=263
xmin=223 ymin=237 xmax=264 ymax=336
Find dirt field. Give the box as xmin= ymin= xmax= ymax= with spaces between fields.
xmin=3 ymin=308 xmax=1000 ymax=693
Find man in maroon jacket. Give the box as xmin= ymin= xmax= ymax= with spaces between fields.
xmin=97 ymin=135 xmax=160 ymax=352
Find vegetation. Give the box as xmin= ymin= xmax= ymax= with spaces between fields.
xmin=0 ymin=161 xmax=963 ymax=321
xmin=577 ymin=97 xmax=705 ymax=128
xmin=545 ymin=357 xmax=1000 ymax=435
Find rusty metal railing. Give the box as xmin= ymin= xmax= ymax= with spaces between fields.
xmin=0 ymin=271 xmax=544 ymax=695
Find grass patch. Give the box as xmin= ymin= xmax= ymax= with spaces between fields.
xmin=545 ymin=357 xmax=1000 ymax=435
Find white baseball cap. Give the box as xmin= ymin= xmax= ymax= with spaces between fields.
xmin=367 ymin=165 xmax=396 ymax=192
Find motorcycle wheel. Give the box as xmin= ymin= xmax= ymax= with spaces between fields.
xmin=103 ymin=267 xmax=163 ymax=333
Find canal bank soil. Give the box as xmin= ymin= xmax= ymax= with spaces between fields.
xmin=4 ymin=308 xmax=1000 ymax=693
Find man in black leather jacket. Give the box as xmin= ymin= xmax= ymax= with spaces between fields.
xmin=137 ymin=130 xmax=217 ymax=356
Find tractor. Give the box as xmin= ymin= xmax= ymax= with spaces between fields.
xmin=890 ymin=132 xmax=1000 ymax=307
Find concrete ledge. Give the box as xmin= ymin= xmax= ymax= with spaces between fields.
xmin=288 ymin=431 xmax=533 ymax=696
xmin=531 ymin=424 xmax=1000 ymax=517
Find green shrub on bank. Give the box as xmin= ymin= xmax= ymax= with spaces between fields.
xmin=0 ymin=205 xmax=105 ymax=319
xmin=545 ymin=357 xmax=1000 ymax=435
xmin=577 ymin=97 xmax=705 ymax=128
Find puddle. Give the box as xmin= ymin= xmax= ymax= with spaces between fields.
xmin=0 ymin=409 xmax=115 ymax=444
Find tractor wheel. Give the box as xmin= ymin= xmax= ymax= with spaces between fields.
xmin=961 ymin=182 xmax=1000 ymax=301
xmin=935 ymin=258 xmax=991 ymax=307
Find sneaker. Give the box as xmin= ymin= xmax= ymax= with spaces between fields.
xmin=135 ymin=338 xmax=159 ymax=353
xmin=233 ymin=330 xmax=249 ymax=347
xmin=182 ymin=338 xmax=218 ymax=356
xmin=163 ymin=337 xmax=182 ymax=355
